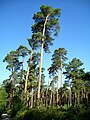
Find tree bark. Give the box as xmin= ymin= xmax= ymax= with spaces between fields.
xmin=50 ymin=90 xmax=52 ymax=106
xmin=9 ymin=77 xmax=13 ymax=108
xmin=74 ymin=91 xmax=77 ymax=106
xmin=69 ymin=86 xmax=72 ymax=106
xmin=31 ymin=86 xmax=34 ymax=108
xmin=56 ymin=79 xmax=58 ymax=105
xmin=86 ymin=92 xmax=88 ymax=103
xmin=20 ymin=58 xmax=25 ymax=94
xmin=60 ymin=59 xmax=63 ymax=88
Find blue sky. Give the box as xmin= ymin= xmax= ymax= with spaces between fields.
xmin=0 ymin=0 xmax=90 ymax=84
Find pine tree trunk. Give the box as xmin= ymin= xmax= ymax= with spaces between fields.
xmin=9 ymin=77 xmax=13 ymax=108
xmin=50 ymin=90 xmax=52 ymax=106
xmin=52 ymin=92 xmax=54 ymax=107
xmin=52 ymin=83 xmax=54 ymax=107
xmin=45 ymin=78 xmax=49 ymax=107
xmin=74 ymin=91 xmax=77 ymax=106
xmin=60 ymin=58 xmax=63 ymax=88
xmin=60 ymin=70 xmax=62 ymax=88
xmin=69 ymin=86 xmax=72 ymax=106
xmin=37 ymin=14 xmax=50 ymax=101
xmin=37 ymin=42 xmax=44 ymax=100
xmin=9 ymin=70 xmax=13 ymax=108
xmin=24 ymin=49 xmax=33 ymax=93
xmin=86 ymin=92 xmax=88 ymax=103
xmin=20 ymin=58 xmax=25 ymax=94
xmin=56 ymin=80 xmax=58 ymax=106
xmin=60 ymin=62 xmax=62 ymax=106
xmin=45 ymin=89 xmax=48 ymax=107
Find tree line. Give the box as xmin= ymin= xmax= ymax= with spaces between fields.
xmin=0 ymin=5 xmax=90 ymax=119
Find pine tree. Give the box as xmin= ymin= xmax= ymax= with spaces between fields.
xmin=3 ymin=50 xmax=21 ymax=108
xmin=48 ymin=48 xmax=68 ymax=106
xmin=32 ymin=5 xmax=61 ymax=101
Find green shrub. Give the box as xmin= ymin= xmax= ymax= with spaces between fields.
xmin=8 ymin=96 xmax=25 ymax=118
xmin=13 ymin=104 xmax=90 ymax=120
xmin=14 ymin=108 xmax=66 ymax=120
xmin=12 ymin=106 xmax=28 ymax=120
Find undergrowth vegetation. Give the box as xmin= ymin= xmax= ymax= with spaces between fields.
xmin=10 ymin=104 xmax=90 ymax=120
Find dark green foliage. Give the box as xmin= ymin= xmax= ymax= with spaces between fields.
xmin=13 ymin=104 xmax=90 ymax=120
xmin=13 ymin=108 xmax=62 ymax=120
xmin=9 ymin=96 xmax=24 ymax=118
xmin=0 ymin=86 xmax=8 ymax=117
xmin=48 ymin=48 xmax=68 ymax=76
xmin=3 ymin=50 xmax=21 ymax=72
xmin=27 ymin=33 xmax=41 ymax=50
xmin=64 ymin=58 xmax=84 ymax=80
xmin=16 ymin=45 xmax=29 ymax=58
xmin=32 ymin=5 xmax=61 ymax=53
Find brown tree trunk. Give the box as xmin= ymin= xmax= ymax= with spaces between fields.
xmin=86 ymin=92 xmax=88 ymax=103
xmin=9 ymin=78 xmax=13 ymax=108
xmin=60 ymin=70 xmax=62 ymax=88
xmin=56 ymin=80 xmax=58 ymax=106
xmin=69 ymin=86 xmax=72 ymax=106
xmin=37 ymin=14 xmax=50 ymax=103
xmin=74 ymin=91 xmax=77 ymax=106
xmin=31 ymin=86 xmax=34 ymax=108
xmin=9 ymin=70 xmax=14 ymax=108
xmin=24 ymin=49 xmax=33 ymax=93
xmin=50 ymin=90 xmax=52 ymax=106
xmin=52 ymin=84 xmax=54 ymax=107
xmin=37 ymin=42 xmax=44 ymax=100
xmin=20 ymin=58 xmax=25 ymax=94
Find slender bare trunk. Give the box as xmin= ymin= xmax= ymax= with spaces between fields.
xmin=86 ymin=92 xmax=88 ymax=103
xmin=50 ymin=90 xmax=52 ymax=105
xmin=75 ymin=91 xmax=76 ymax=106
xmin=37 ymin=14 xmax=50 ymax=100
xmin=45 ymin=78 xmax=49 ymax=107
xmin=56 ymin=79 xmax=58 ymax=105
xmin=20 ymin=58 xmax=25 ymax=94
xmin=60 ymin=61 xmax=62 ymax=88
xmin=24 ymin=49 xmax=33 ymax=93
xmin=52 ymin=82 xmax=54 ymax=106
xmin=60 ymin=62 xmax=62 ymax=106
xmin=37 ymin=42 xmax=44 ymax=99
xmin=9 ymin=69 xmax=14 ymax=108
xmin=69 ymin=86 xmax=72 ymax=106
xmin=9 ymin=77 xmax=12 ymax=108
